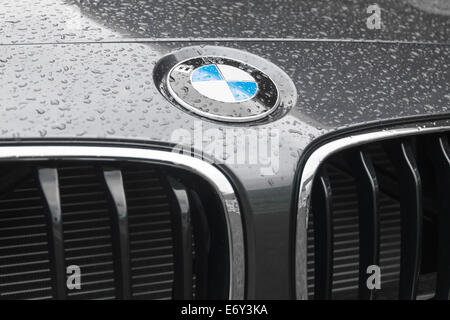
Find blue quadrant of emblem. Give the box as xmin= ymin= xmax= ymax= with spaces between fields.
xmin=227 ymin=81 xmax=258 ymax=101
xmin=191 ymin=64 xmax=259 ymax=102
xmin=191 ymin=65 xmax=223 ymax=82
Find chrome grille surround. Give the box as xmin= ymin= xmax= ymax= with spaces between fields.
xmin=0 ymin=145 xmax=245 ymax=300
xmin=295 ymin=120 xmax=450 ymax=299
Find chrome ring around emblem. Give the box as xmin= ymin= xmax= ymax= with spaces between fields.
xmin=166 ymin=56 xmax=280 ymax=122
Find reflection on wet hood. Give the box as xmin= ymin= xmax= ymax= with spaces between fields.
xmin=403 ymin=0 xmax=450 ymax=16
xmin=0 ymin=0 xmax=449 ymax=44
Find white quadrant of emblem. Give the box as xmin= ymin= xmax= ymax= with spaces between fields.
xmin=216 ymin=64 xmax=255 ymax=82
xmin=190 ymin=64 xmax=258 ymax=103
xmin=191 ymin=80 xmax=236 ymax=103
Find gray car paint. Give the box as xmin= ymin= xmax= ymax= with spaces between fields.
xmin=0 ymin=0 xmax=449 ymax=299
xmin=1 ymin=0 xmax=449 ymax=44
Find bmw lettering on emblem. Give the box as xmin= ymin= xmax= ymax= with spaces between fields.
xmin=167 ymin=57 xmax=279 ymax=122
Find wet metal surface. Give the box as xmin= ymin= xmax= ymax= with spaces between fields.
xmin=0 ymin=0 xmax=449 ymax=299
xmin=0 ymin=0 xmax=449 ymax=44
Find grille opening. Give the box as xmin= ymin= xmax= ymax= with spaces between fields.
xmin=0 ymin=161 xmax=230 ymax=300
xmin=307 ymin=133 xmax=448 ymax=300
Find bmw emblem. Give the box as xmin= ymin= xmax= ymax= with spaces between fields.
xmin=156 ymin=46 xmax=296 ymax=123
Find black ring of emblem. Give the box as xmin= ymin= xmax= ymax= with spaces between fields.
xmin=167 ymin=56 xmax=280 ymax=122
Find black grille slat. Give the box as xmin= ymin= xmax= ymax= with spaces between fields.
xmin=311 ymin=169 xmax=333 ymax=299
xmin=37 ymin=168 xmax=66 ymax=299
xmin=345 ymin=150 xmax=380 ymax=300
xmin=167 ymin=177 xmax=193 ymax=299
xmin=428 ymin=136 xmax=450 ymax=300
xmin=385 ymin=141 xmax=423 ymax=300
xmin=103 ymin=168 xmax=131 ymax=299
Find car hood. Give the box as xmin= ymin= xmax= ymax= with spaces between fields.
xmin=1 ymin=39 xmax=448 ymax=139
xmin=0 ymin=0 xmax=448 ymax=166
xmin=1 ymin=0 xmax=449 ymax=44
